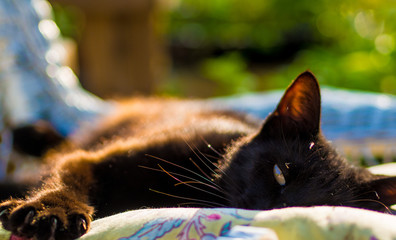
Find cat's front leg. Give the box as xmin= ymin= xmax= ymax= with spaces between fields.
xmin=0 ymin=155 xmax=96 ymax=240
xmin=0 ymin=188 xmax=94 ymax=240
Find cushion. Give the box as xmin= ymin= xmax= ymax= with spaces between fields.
xmin=2 ymin=206 xmax=396 ymax=240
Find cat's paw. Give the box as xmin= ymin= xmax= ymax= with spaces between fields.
xmin=0 ymin=196 xmax=93 ymax=240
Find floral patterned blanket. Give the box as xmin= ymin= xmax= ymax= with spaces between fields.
xmin=2 ymin=206 xmax=395 ymax=240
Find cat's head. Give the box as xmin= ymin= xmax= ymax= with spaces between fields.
xmin=221 ymin=71 xmax=396 ymax=212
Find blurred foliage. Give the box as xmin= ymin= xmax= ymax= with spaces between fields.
xmin=165 ymin=0 xmax=396 ymax=96
xmin=201 ymin=52 xmax=257 ymax=95
xmin=51 ymin=3 xmax=84 ymax=40
xmin=52 ymin=0 xmax=396 ymax=97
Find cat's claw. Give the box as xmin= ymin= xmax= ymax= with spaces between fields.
xmin=68 ymin=215 xmax=88 ymax=238
xmin=49 ymin=217 xmax=58 ymax=240
xmin=8 ymin=206 xmax=37 ymax=238
xmin=0 ymin=199 xmax=92 ymax=240
xmin=0 ymin=208 xmax=8 ymax=221
xmin=24 ymin=210 xmax=35 ymax=225
xmin=77 ymin=217 xmax=87 ymax=235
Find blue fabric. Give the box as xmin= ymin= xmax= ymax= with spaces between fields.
xmin=0 ymin=0 xmax=111 ymax=136
xmin=0 ymin=0 xmax=112 ymax=179
xmin=214 ymin=87 xmax=396 ymax=141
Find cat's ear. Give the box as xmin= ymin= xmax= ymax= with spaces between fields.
xmin=260 ymin=71 xmax=321 ymax=139
xmin=370 ymin=176 xmax=396 ymax=206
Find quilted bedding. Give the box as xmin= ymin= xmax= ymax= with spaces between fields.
xmin=1 ymin=206 xmax=396 ymax=240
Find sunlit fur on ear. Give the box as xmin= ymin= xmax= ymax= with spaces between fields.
xmin=274 ymin=71 xmax=321 ymax=133
xmin=258 ymin=71 xmax=322 ymax=140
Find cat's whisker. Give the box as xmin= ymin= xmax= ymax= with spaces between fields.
xmin=175 ymin=182 xmax=236 ymax=200
xmin=194 ymin=136 xmax=245 ymax=196
xmin=352 ymin=190 xmax=378 ymax=199
xmin=177 ymin=202 xmax=219 ymax=208
xmin=182 ymin=136 xmax=221 ymax=179
xmin=202 ymin=153 xmax=222 ymax=161
xmin=199 ymin=136 xmax=223 ymax=157
xmin=149 ymin=188 xmax=227 ymax=207
xmin=157 ymin=164 xmax=228 ymax=201
xmin=185 ymin=139 xmax=241 ymax=194
xmin=344 ymin=199 xmax=391 ymax=214
xmin=174 ymin=181 xmax=211 ymax=186
xmin=138 ymin=165 xmax=221 ymax=192
xmin=188 ymin=157 xmax=213 ymax=181
xmin=145 ymin=154 xmax=218 ymax=188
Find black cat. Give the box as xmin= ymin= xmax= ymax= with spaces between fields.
xmin=1 ymin=71 xmax=396 ymax=240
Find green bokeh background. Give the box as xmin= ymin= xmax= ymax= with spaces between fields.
xmin=53 ymin=0 xmax=396 ymax=97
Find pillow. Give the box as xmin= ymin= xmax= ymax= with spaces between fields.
xmin=2 ymin=206 xmax=395 ymax=240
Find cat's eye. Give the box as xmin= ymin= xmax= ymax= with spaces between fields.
xmin=273 ymin=164 xmax=286 ymax=186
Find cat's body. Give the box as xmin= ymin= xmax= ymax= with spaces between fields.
xmin=1 ymin=71 xmax=396 ymax=240
xmin=64 ymin=98 xmax=260 ymax=217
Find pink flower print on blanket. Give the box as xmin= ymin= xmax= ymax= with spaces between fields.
xmin=118 ymin=217 xmax=184 ymax=240
xmin=177 ymin=208 xmax=254 ymax=240
xmin=118 ymin=208 xmax=254 ymax=240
